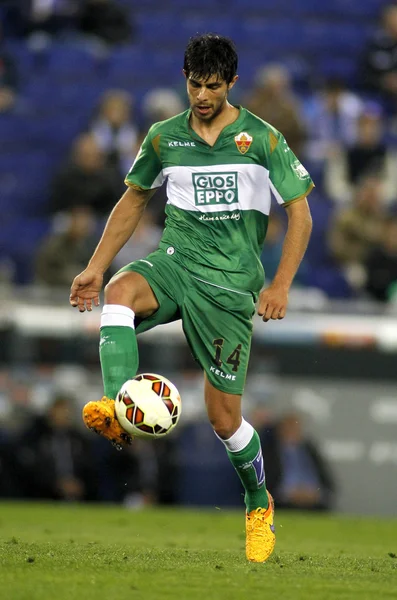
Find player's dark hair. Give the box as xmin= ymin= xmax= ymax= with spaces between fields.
xmin=183 ymin=34 xmax=238 ymax=84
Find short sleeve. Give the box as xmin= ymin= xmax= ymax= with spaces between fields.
xmin=125 ymin=127 xmax=165 ymax=190
xmin=268 ymin=131 xmax=314 ymax=205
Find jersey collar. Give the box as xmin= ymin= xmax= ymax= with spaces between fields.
xmin=185 ymin=105 xmax=246 ymax=147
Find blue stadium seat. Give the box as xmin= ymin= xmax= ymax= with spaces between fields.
xmin=310 ymin=0 xmax=381 ymax=16
xmin=4 ymin=41 xmax=35 ymax=77
xmin=22 ymin=78 xmax=59 ymax=109
xmin=166 ymin=0 xmax=222 ymax=7
xmin=300 ymin=22 xmax=373 ymax=54
xmin=22 ymin=76 xmax=99 ymax=112
xmin=180 ymin=15 xmax=238 ymax=41
xmin=1 ymin=217 xmax=51 ymax=284
xmin=150 ymin=51 xmax=182 ymax=83
xmin=46 ymin=43 xmax=99 ymax=78
xmin=0 ymin=151 xmax=58 ymax=214
xmin=229 ymin=0 xmax=291 ymax=10
xmin=0 ymin=114 xmax=34 ymax=152
xmin=238 ymin=19 xmax=301 ymax=51
xmin=108 ymin=46 xmax=156 ymax=83
xmin=329 ymin=0 xmax=383 ymax=17
xmin=108 ymin=46 xmax=181 ymax=86
xmin=318 ymin=56 xmax=358 ymax=82
xmin=136 ymin=13 xmax=184 ymax=47
xmin=237 ymin=50 xmax=311 ymax=91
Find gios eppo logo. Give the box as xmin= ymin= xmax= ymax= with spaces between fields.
xmin=192 ymin=172 xmax=238 ymax=206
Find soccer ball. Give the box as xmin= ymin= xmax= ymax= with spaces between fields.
xmin=115 ymin=373 xmax=181 ymax=439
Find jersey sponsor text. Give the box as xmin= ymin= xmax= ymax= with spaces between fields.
xmin=193 ymin=172 xmax=238 ymax=206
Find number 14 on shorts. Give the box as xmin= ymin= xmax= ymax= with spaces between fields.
xmin=213 ymin=338 xmax=242 ymax=372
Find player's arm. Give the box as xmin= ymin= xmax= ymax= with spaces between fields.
xmin=70 ymin=186 xmax=155 ymax=312
xmin=258 ymin=198 xmax=312 ymax=322
xmin=89 ymin=186 xmax=155 ymax=273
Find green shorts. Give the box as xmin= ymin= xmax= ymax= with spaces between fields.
xmin=118 ymin=248 xmax=256 ymax=395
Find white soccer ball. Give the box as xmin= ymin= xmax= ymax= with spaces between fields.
xmin=115 ymin=373 xmax=181 ymax=439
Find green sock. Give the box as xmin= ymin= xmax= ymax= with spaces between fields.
xmin=99 ymin=326 xmax=139 ymax=400
xmin=227 ymin=430 xmax=269 ymax=512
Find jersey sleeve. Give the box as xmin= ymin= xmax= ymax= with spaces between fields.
xmin=124 ymin=127 xmax=165 ymax=190
xmin=267 ymin=130 xmax=314 ymax=205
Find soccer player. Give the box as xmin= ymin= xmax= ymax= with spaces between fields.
xmin=69 ymin=34 xmax=313 ymax=563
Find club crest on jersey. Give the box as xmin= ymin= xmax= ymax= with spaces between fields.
xmin=234 ymin=132 xmax=253 ymax=155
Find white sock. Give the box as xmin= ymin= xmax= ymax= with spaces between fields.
xmin=215 ymin=418 xmax=254 ymax=452
xmin=100 ymin=304 xmax=135 ymax=329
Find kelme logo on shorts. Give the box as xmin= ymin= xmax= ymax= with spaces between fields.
xmin=192 ymin=172 xmax=238 ymax=206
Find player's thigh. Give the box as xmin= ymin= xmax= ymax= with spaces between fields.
xmin=114 ymin=253 xmax=182 ymax=331
xmin=204 ymin=374 xmax=242 ymax=438
xmin=105 ymin=270 xmax=159 ymax=319
xmin=182 ymin=283 xmax=255 ymax=396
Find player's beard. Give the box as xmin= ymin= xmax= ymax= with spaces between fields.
xmin=192 ymin=93 xmax=228 ymax=123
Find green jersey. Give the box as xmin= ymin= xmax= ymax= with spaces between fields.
xmin=125 ymin=107 xmax=314 ymax=295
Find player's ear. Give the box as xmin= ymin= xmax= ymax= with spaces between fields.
xmin=228 ymin=75 xmax=239 ymax=92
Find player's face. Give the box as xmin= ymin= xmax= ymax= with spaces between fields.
xmin=186 ymin=74 xmax=237 ymax=122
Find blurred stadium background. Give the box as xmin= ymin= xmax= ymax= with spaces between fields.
xmin=0 ymin=0 xmax=397 ymax=517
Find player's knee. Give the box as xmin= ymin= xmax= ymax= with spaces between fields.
xmin=104 ymin=274 xmax=135 ymax=306
xmin=104 ymin=278 xmax=122 ymax=304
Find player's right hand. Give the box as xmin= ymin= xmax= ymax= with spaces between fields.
xmin=69 ymin=268 xmax=103 ymax=313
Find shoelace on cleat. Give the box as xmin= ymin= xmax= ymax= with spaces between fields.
xmin=247 ymin=508 xmax=273 ymax=538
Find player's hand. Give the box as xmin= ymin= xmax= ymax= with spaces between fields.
xmin=69 ymin=268 xmax=103 ymax=312
xmin=257 ymin=283 xmax=289 ymax=322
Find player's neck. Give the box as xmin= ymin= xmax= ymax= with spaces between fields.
xmin=190 ymin=102 xmax=240 ymax=145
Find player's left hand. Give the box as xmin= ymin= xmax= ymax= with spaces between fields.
xmin=257 ymin=284 xmax=289 ymax=322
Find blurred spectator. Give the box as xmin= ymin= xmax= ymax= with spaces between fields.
xmin=0 ymin=21 xmax=18 ymax=112
xmin=77 ymin=0 xmax=133 ymax=47
xmin=111 ymin=209 xmax=162 ymax=273
xmin=361 ymin=3 xmax=397 ymax=110
xmin=364 ymin=215 xmax=397 ymax=302
xmin=142 ymin=87 xmax=185 ymax=130
xmin=50 ymin=132 xmax=122 ymax=217
xmin=328 ymin=174 xmax=386 ymax=292
xmin=261 ymin=412 xmax=335 ymax=511
xmin=17 ymin=0 xmax=79 ymax=41
xmin=35 ymin=206 xmax=97 ymax=287
xmin=244 ymin=64 xmax=306 ymax=156
xmin=324 ymin=106 xmax=397 ymax=206
xmin=90 ymin=89 xmax=138 ymax=172
xmin=16 ymin=394 xmax=97 ymax=501
xmin=304 ymin=78 xmax=364 ymax=163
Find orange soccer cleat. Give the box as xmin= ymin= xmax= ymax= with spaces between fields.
xmin=246 ymin=491 xmax=275 ymax=563
xmin=82 ymin=397 xmax=133 ymax=450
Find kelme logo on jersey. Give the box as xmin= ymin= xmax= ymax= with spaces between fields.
xmin=192 ymin=172 xmax=238 ymax=206
xmin=234 ymin=132 xmax=253 ymax=154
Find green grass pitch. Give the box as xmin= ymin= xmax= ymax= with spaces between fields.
xmin=0 ymin=502 xmax=396 ymax=600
